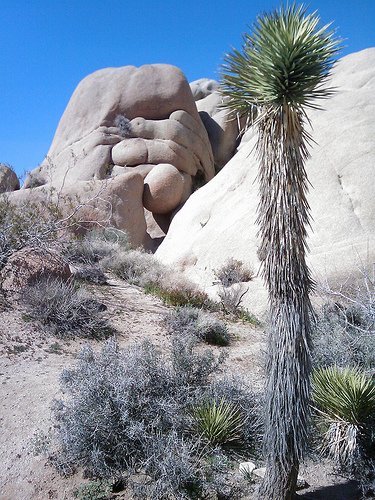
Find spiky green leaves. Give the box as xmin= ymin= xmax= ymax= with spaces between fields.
xmin=312 ymin=367 xmax=375 ymax=463
xmin=221 ymin=4 xmax=341 ymax=112
xmin=192 ymin=399 xmax=245 ymax=445
xmin=312 ymin=366 xmax=375 ymax=426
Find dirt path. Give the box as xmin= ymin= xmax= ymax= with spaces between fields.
xmin=0 ymin=280 xmax=360 ymax=499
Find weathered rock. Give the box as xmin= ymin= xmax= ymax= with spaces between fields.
xmin=195 ymin=89 xmax=243 ymax=170
xmin=190 ymin=78 xmax=219 ymax=101
xmin=25 ymin=64 xmax=214 ymax=190
xmin=0 ymin=164 xmax=20 ymax=193
xmin=156 ymin=49 xmax=375 ymax=315
xmin=19 ymin=64 xmax=214 ymax=237
xmin=143 ymin=164 xmax=186 ymax=214
xmin=1 ymin=248 xmax=72 ymax=296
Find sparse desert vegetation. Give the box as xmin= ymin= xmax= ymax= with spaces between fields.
xmin=1 ymin=3 xmax=374 ymax=498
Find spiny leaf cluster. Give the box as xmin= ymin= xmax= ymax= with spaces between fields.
xmin=221 ymin=3 xmax=341 ymax=112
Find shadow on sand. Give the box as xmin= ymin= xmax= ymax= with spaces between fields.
xmin=297 ymin=480 xmax=360 ymax=500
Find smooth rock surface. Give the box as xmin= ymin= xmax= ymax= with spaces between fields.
xmin=25 ymin=64 xmax=213 ymax=190
xmin=156 ymin=49 xmax=375 ymax=315
xmin=143 ymin=164 xmax=185 ymax=214
xmin=6 ymin=172 xmax=148 ymax=248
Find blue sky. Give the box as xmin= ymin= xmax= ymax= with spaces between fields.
xmin=1 ymin=0 xmax=374 ymax=179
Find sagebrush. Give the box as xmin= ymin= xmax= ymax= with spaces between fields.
xmin=46 ymin=336 xmax=260 ymax=498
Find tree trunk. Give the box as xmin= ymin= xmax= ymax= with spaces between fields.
xmin=257 ymin=107 xmax=313 ymax=499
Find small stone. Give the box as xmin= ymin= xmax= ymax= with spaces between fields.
xmin=252 ymin=467 xmax=266 ymax=479
xmin=239 ymin=462 xmax=256 ymax=475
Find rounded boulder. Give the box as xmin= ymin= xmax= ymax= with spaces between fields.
xmin=143 ymin=164 xmax=185 ymax=214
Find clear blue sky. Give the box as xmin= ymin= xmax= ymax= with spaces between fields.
xmin=1 ymin=0 xmax=374 ymax=179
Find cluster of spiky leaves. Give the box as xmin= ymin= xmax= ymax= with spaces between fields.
xmin=221 ymin=3 xmax=340 ymax=113
xmin=312 ymin=366 xmax=375 ymax=426
xmin=312 ymin=366 xmax=375 ymax=464
xmin=192 ymin=398 xmax=245 ymax=445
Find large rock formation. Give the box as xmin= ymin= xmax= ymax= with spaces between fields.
xmin=8 ymin=64 xmax=215 ymax=248
xmin=190 ymin=78 xmax=243 ymax=171
xmin=156 ymin=48 xmax=375 ymax=314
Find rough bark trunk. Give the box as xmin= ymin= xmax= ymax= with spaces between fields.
xmin=257 ymin=107 xmax=313 ymax=499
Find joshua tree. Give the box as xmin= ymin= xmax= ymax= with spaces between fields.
xmin=221 ymin=5 xmax=340 ymax=499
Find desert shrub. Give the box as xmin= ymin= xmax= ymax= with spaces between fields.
xmin=74 ymin=265 xmax=107 ymax=285
xmin=74 ymin=480 xmax=112 ymax=500
xmin=313 ymin=268 xmax=375 ymax=371
xmin=0 ymin=197 xmax=60 ymax=270
xmin=312 ymin=366 xmax=375 ymax=465
xmin=102 ymin=249 xmax=165 ymax=288
xmin=312 ymin=303 xmax=375 ymax=371
xmin=48 ymin=336 xmax=258 ymax=498
xmin=21 ymin=278 xmax=113 ymax=339
xmin=164 ymin=306 xmax=230 ymax=346
xmin=64 ymin=228 xmax=127 ymax=265
xmin=214 ymin=258 xmax=254 ymax=288
xmin=145 ymin=278 xmax=213 ymax=309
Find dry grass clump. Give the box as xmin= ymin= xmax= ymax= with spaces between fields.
xmin=164 ymin=307 xmax=230 ymax=346
xmin=102 ymin=249 xmax=165 ymax=287
xmin=40 ymin=336 xmax=260 ymax=499
xmin=74 ymin=265 xmax=107 ymax=285
xmin=214 ymin=258 xmax=255 ymax=287
xmin=104 ymin=249 xmax=214 ymax=309
xmin=21 ymin=278 xmax=113 ymax=339
xmin=64 ymin=227 xmax=128 ymax=265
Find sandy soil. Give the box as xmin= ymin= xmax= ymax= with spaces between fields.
xmin=0 ymin=278 xmax=361 ymax=499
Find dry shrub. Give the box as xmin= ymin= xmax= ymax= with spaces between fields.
xmin=64 ymin=228 xmax=128 ymax=265
xmin=214 ymin=258 xmax=254 ymax=288
xmin=164 ymin=307 xmax=230 ymax=346
xmin=313 ymin=266 xmax=375 ymax=372
xmin=21 ymin=278 xmax=113 ymax=339
xmin=43 ymin=336 xmax=260 ymax=498
xmin=104 ymin=249 xmax=213 ymax=309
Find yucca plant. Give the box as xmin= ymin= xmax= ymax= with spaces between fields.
xmin=312 ymin=366 xmax=375 ymax=464
xmin=221 ymin=4 xmax=340 ymax=499
xmin=192 ymin=398 xmax=245 ymax=446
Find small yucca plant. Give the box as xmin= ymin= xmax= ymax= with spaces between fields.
xmin=192 ymin=398 xmax=245 ymax=445
xmin=312 ymin=366 xmax=375 ymax=464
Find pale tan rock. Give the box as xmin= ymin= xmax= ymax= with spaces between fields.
xmin=25 ymin=64 xmax=209 ymax=190
xmin=190 ymin=78 xmax=219 ymax=101
xmin=112 ymin=137 xmax=202 ymax=177
xmin=143 ymin=164 xmax=185 ymax=214
xmin=196 ymin=90 xmax=243 ymax=170
xmin=6 ymin=172 xmax=147 ymax=248
xmin=111 ymin=164 xmax=154 ymax=179
xmin=156 ymin=49 xmax=375 ymax=315
xmin=0 ymin=164 xmax=20 ymax=193
xmin=1 ymin=248 xmax=72 ymax=296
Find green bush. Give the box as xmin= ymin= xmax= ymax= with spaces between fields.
xmin=192 ymin=398 xmax=245 ymax=445
xmin=312 ymin=366 xmax=375 ymax=465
